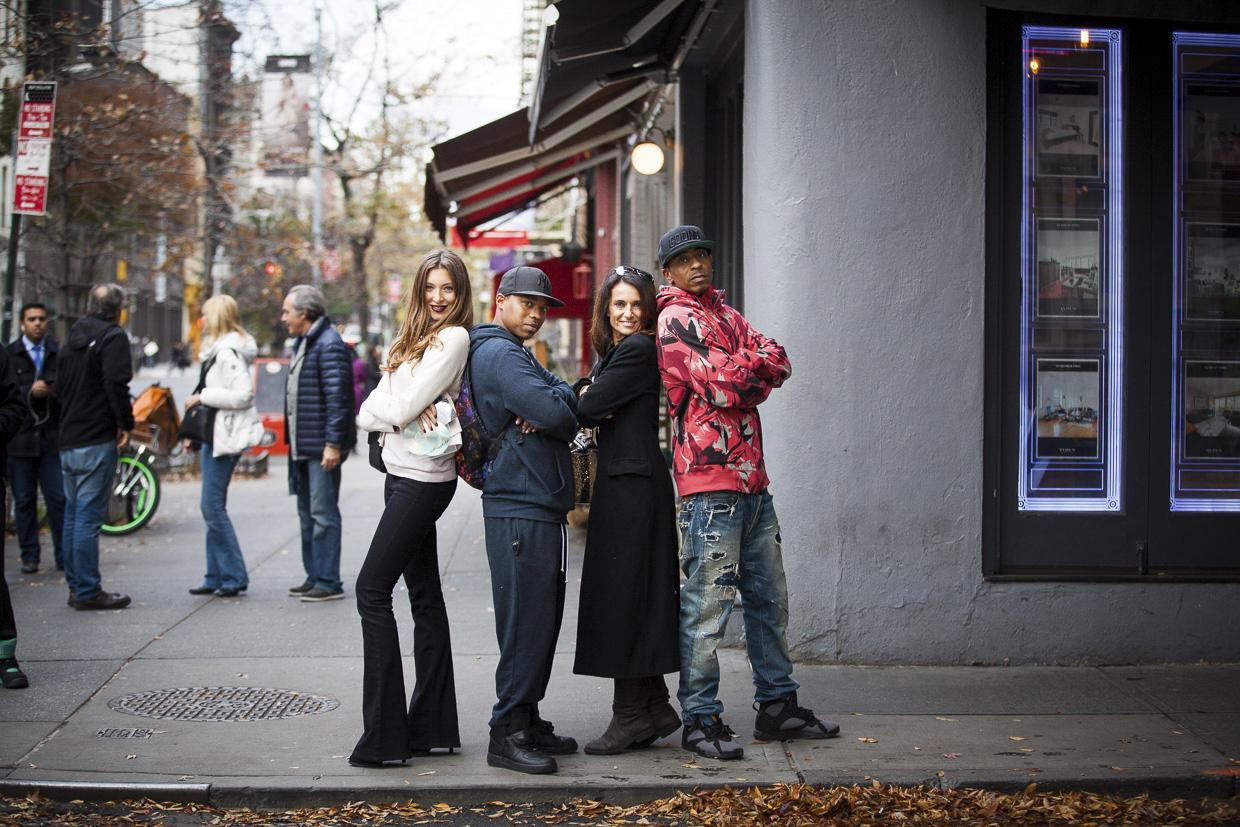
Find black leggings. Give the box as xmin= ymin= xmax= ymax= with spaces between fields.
xmin=351 ymin=475 xmax=458 ymax=762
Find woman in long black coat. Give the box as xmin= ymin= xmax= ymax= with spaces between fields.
xmin=574 ymin=265 xmax=680 ymax=755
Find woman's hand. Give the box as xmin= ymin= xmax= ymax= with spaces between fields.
xmin=514 ymin=416 xmax=538 ymax=435
xmin=416 ymin=404 xmax=438 ymax=433
xmin=185 ymin=394 xmax=201 ymax=409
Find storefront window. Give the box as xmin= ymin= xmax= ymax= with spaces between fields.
xmin=1019 ymin=27 xmax=1124 ymax=512
xmin=986 ymin=14 xmax=1240 ymax=577
xmin=1170 ymin=32 xmax=1240 ymax=511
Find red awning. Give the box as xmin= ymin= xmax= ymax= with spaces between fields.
xmin=424 ymin=79 xmax=653 ymax=243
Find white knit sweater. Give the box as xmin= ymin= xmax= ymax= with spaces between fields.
xmin=356 ymin=326 xmax=468 ymax=482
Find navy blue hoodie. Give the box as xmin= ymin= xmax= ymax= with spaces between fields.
xmin=468 ymin=324 xmax=578 ymax=522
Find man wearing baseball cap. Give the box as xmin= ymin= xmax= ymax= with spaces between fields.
xmin=468 ymin=266 xmax=580 ymax=774
xmin=655 ymin=225 xmax=840 ymax=760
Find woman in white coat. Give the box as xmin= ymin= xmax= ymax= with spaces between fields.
xmin=349 ymin=249 xmax=473 ymax=768
xmin=186 ymin=295 xmax=264 ymax=598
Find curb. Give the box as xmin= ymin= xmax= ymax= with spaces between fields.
xmin=2 ymin=772 xmax=1234 ymax=810
xmin=0 ymin=779 xmax=211 ymax=803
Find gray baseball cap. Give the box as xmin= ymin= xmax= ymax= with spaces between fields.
xmin=497 ymin=265 xmax=565 ymax=308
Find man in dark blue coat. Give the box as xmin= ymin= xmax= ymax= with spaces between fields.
xmin=7 ymin=302 xmax=66 ymax=574
xmin=469 ymin=266 xmax=579 ymax=775
xmin=281 ymin=285 xmax=356 ymax=603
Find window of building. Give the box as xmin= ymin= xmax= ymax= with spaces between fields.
xmin=985 ymin=12 xmax=1240 ymax=578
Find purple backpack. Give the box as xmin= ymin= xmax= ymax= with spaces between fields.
xmin=453 ymin=361 xmax=505 ymax=490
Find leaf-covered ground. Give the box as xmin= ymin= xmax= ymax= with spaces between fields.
xmin=1 ymin=783 xmax=1237 ymax=826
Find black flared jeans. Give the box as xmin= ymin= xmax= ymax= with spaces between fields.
xmin=351 ymin=474 xmax=459 ymax=763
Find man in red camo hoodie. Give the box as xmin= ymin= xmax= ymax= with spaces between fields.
xmin=655 ymin=225 xmax=840 ymax=761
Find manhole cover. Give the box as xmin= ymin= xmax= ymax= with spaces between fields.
xmin=108 ymin=686 xmax=340 ymax=722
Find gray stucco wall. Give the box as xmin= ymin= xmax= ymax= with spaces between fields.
xmin=741 ymin=0 xmax=1240 ymax=664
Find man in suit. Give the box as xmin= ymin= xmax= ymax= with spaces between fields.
xmin=7 ymin=302 xmax=66 ymax=575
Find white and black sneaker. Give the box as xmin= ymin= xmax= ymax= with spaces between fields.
xmin=682 ymin=714 xmax=744 ymax=760
xmin=753 ymin=692 xmax=840 ymax=741
xmin=288 ymin=580 xmax=314 ymax=596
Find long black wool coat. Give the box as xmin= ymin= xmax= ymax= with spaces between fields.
xmin=572 ymin=332 xmax=679 ymax=679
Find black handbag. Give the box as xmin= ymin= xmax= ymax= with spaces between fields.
xmin=367 ymin=430 xmax=388 ymax=473
xmin=177 ymin=355 xmax=217 ymax=448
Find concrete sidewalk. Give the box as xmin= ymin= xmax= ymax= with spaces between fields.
xmin=1 ymin=457 xmax=1236 ymax=807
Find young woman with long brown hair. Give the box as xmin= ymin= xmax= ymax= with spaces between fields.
xmin=350 ymin=249 xmax=474 ymax=768
xmin=573 ymin=265 xmax=681 ymax=754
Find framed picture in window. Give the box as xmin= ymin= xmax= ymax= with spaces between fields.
xmin=1035 ymin=358 xmax=1101 ymax=460
xmin=1185 ymin=223 xmax=1240 ymax=321
xmin=1036 ymin=217 xmax=1101 ymax=319
xmin=1184 ymin=83 xmax=1240 ymax=182
xmin=1036 ymin=77 xmax=1102 ymax=178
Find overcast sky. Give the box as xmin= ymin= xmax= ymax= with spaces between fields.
xmin=227 ymin=0 xmax=527 ymax=140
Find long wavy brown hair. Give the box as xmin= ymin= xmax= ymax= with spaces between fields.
xmin=385 ymin=249 xmax=474 ymax=371
xmin=589 ymin=266 xmax=658 ymax=357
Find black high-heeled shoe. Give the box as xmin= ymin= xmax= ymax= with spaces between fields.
xmin=347 ymin=756 xmax=408 ymax=768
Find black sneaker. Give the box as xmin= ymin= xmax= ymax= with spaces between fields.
xmin=486 ymin=729 xmax=557 ymax=775
xmin=1 ymin=657 xmax=29 ymax=689
xmin=288 ymin=580 xmax=314 ymax=596
xmin=527 ymin=717 xmax=577 ymax=755
xmin=753 ymin=692 xmax=840 ymax=741
xmin=682 ymin=714 xmax=744 ymax=760
xmin=300 ymin=587 xmax=345 ymax=602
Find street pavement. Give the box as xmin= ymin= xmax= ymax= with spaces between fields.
xmin=1 ymin=452 xmax=1237 ymax=808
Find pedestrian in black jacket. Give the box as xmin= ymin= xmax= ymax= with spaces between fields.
xmin=57 ymin=284 xmax=134 ymax=611
xmin=2 ymin=342 xmax=42 ymax=687
xmin=7 ymin=302 xmax=67 ymax=574
xmin=573 ymin=266 xmax=681 ymax=754
xmin=281 ymin=285 xmax=356 ymax=603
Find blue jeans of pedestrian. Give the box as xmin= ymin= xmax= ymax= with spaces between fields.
xmin=292 ymin=458 xmax=343 ymax=591
xmin=7 ymin=439 xmax=66 ymax=568
xmin=199 ymin=442 xmax=247 ymax=590
xmin=676 ymin=490 xmax=799 ymax=724
xmin=60 ymin=442 xmax=117 ymax=602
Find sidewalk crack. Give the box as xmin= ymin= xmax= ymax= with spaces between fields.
xmin=783 ymin=742 xmax=806 ymax=784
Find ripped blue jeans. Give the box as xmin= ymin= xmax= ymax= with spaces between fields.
xmin=676 ymin=490 xmax=799 ymax=724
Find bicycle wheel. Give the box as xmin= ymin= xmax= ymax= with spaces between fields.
xmin=101 ymin=455 xmax=161 ymax=535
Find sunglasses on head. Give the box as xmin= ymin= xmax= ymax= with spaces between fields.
xmin=609 ymin=265 xmax=655 ymax=283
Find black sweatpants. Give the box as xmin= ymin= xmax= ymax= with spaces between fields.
xmin=484 ymin=516 xmax=567 ymax=730
xmin=351 ymin=475 xmax=459 ymax=763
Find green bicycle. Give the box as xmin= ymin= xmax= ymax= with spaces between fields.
xmin=100 ymin=440 xmax=161 ymax=536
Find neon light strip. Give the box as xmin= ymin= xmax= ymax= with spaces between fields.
xmin=1169 ymin=32 xmax=1240 ymax=512
xmin=1018 ymin=26 xmax=1123 ymax=512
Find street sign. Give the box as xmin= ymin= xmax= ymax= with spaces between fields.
xmin=12 ymin=81 xmax=57 ymax=217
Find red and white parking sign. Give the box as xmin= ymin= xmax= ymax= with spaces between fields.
xmin=12 ymin=82 xmax=56 ymax=216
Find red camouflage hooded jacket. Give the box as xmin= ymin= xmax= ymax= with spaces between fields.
xmin=655 ymin=284 xmax=791 ymax=497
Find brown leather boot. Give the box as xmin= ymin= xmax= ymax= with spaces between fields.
xmin=628 ymin=692 xmax=682 ymax=749
xmin=583 ymin=704 xmax=657 ymax=755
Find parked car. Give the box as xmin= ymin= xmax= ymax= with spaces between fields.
xmin=248 ymin=357 xmax=289 ymax=457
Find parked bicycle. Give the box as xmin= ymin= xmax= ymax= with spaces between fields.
xmin=100 ymin=385 xmax=180 ymax=536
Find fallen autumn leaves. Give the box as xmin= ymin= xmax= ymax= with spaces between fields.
xmin=2 ymin=782 xmax=1237 ymax=825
